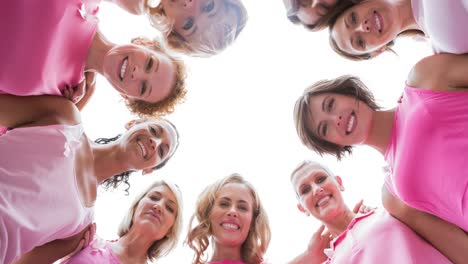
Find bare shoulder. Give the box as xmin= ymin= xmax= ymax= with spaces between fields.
xmin=407 ymin=54 xmax=448 ymax=90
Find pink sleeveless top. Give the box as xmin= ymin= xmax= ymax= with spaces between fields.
xmin=64 ymin=239 xmax=122 ymax=264
xmin=0 ymin=0 xmax=99 ymax=96
xmin=0 ymin=124 xmax=94 ymax=264
xmin=325 ymin=210 xmax=449 ymax=263
xmin=385 ymin=86 xmax=468 ymax=232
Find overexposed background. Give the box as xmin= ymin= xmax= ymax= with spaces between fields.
xmin=84 ymin=1 xmax=432 ymax=263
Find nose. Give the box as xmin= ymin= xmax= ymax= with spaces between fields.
xmin=227 ymin=207 xmax=238 ymax=218
xmin=131 ymin=65 xmax=149 ymax=81
xmin=335 ymin=114 xmax=343 ymax=127
xmin=312 ymin=184 xmax=325 ymax=196
xmin=153 ymin=202 xmax=162 ymax=213
xmin=357 ymin=19 xmax=370 ymax=32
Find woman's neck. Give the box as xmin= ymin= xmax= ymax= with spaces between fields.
xmin=85 ymin=30 xmax=112 ymax=74
xmin=112 ymin=228 xmax=155 ymax=264
xmin=90 ymin=141 xmax=134 ymax=183
xmin=364 ymin=110 xmax=395 ymax=156
xmin=210 ymin=242 xmax=243 ymax=263
xmin=394 ymin=0 xmax=420 ymax=33
xmin=324 ymin=208 xmax=356 ymax=237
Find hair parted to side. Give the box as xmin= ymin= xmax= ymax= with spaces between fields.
xmin=118 ymin=180 xmax=183 ymax=261
xmin=286 ymin=0 xmax=356 ymax=31
xmin=146 ymin=0 xmax=248 ymax=57
xmin=185 ymin=173 xmax=271 ymax=264
xmin=126 ymin=37 xmax=187 ymax=117
xmin=293 ymin=75 xmax=380 ymax=160
xmin=327 ymin=0 xmax=424 ymax=61
xmin=97 ymin=118 xmax=180 ymax=194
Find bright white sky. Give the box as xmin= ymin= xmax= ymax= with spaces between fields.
xmin=83 ymin=1 xmax=433 ymax=263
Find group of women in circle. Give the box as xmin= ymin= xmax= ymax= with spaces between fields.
xmin=0 ymin=0 xmax=467 ymax=263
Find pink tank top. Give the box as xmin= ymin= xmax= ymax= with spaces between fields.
xmin=64 ymin=239 xmax=122 ymax=264
xmin=325 ymin=210 xmax=449 ymax=263
xmin=385 ymin=86 xmax=468 ymax=232
xmin=0 ymin=0 xmax=99 ymax=96
xmin=0 ymin=124 xmax=94 ymax=264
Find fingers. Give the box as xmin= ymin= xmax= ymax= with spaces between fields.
xmin=353 ymin=199 xmax=364 ymax=213
xmin=61 ymin=85 xmax=74 ymax=100
xmin=71 ymin=81 xmax=87 ymax=104
xmin=88 ymin=223 xmax=96 ymax=245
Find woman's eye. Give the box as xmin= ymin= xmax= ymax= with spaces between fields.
xmin=203 ymin=1 xmax=215 ymax=12
xmin=321 ymin=123 xmax=328 ymax=137
xmin=327 ymin=98 xmax=334 ymax=112
xmin=158 ymin=147 xmax=164 ymax=159
xmin=146 ymin=57 xmax=153 ymax=72
xmin=149 ymin=126 xmax=158 ymax=136
xmin=238 ymin=206 xmax=248 ymax=212
xmin=182 ymin=17 xmax=194 ymax=30
xmin=140 ymin=82 xmax=147 ymax=96
xmin=219 ymin=202 xmax=229 ymax=208
xmin=317 ymin=176 xmax=326 ymax=184
xmin=166 ymin=205 xmax=175 ymax=214
xmin=300 ymin=185 xmax=311 ymax=195
xmin=351 ymin=12 xmax=357 ymax=24
xmin=150 ymin=195 xmax=161 ymax=201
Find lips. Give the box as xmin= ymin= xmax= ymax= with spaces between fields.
xmin=373 ymin=11 xmax=383 ymax=33
xmin=221 ymin=222 xmax=240 ymax=231
xmin=316 ymin=195 xmax=331 ymax=208
xmin=345 ymin=112 xmax=356 ymax=135
xmin=147 ymin=211 xmax=161 ymax=223
xmin=119 ymin=56 xmax=129 ymax=81
xmin=137 ymin=139 xmax=147 ymax=158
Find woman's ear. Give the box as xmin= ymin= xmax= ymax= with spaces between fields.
xmin=142 ymin=168 xmax=154 ymax=175
xmin=297 ymin=203 xmax=310 ymax=216
xmin=335 ymin=175 xmax=345 ymax=191
xmin=125 ymin=120 xmax=137 ymax=130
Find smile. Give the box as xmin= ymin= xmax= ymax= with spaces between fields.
xmin=137 ymin=139 xmax=147 ymax=158
xmin=316 ymin=195 xmax=331 ymax=208
xmin=345 ymin=112 xmax=356 ymax=135
xmin=373 ymin=11 xmax=383 ymax=33
xmin=119 ymin=57 xmax=128 ymax=81
xmin=221 ymin=222 xmax=240 ymax=230
xmin=148 ymin=211 xmax=161 ymax=223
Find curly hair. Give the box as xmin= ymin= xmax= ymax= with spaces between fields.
xmin=186 ymin=174 xmax=271 ymax=264
xmin=96 ymin=118 xmax=180 ymax=193
xmin=118 ymin=180 xmax=183 ymax=261
xmin=125 ymin=37 xmax=187 ymax=118
xmin=293 ymin=75 xmax=380 ymax=160
xmin=146 ymin=0 xmax=248 ymax=57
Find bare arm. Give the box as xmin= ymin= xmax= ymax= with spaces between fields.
xmin=288 ymin=225 xmax=331 ymax=264
xmin=13 ymin=224 xmax=95 ymax=264
xmin=75 ymin=72 xmax=97 ymax=111
xmin=382 ymin=185 xmax=468 ymax=264
xmin=0 ymin=94 xmax=81 ymax=128
xmin=408 ymin=53 xmax=468 ymax=91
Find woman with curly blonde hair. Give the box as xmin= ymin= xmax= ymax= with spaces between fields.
xmin=109 ymin=0 xmax=248 ymax=57
xmin=186 ymin=174 xmax=271 ymax=264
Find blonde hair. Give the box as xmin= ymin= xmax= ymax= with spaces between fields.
xmin=186 ymin=174 xmax=271 ymax=264
xmin=118 ymin=180 xmax=184 ymax=261
xmin=146 ymin=0 xmax=248 ymax=57
xmin=126 ymin=37 xmax=187 ymax=117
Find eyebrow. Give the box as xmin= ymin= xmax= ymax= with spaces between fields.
xmin=220 ymin=196 xmax=249 ymax=204
xmin=149 ymin=191 xmax=177 ymax=207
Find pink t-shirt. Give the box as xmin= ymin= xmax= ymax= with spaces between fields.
xmin=385 ymin=86 xmax=468 ymax=232
xmin=0 ymin=124 xmax=94 ymax=264
xmin=412 ymin=0 xmax=468 ymax=53
xmin=0 ymin=0 xmax=99 ymax=96
xmin=63 ymin=239 xmax=122 ymax=264
xmin=324 ymin=210 xmax=450 ymax=263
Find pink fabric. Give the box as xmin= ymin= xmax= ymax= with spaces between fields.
xmin=411 ymin=0 xmax=468 ymax=54
xmin=0 ymin=124 xmax=94 ymax=264
xmin=63 ymin=239 xmax=122 ymax=264
xmin=325 ymin=210 xmax=450 ymax=263
xmin=385 ymin=86 xmax=468 ymax=232
xmin=0 ymin=0 xmax=99 ymax=96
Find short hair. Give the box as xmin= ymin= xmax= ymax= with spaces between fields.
xmin=118 ymin=179 xmax=183 ymax=261
xmin=98 ymin=118 xmax=180 ymax=193
xmin=147 ymin=0 xmax=248 ymax=57
xmin=286 ymin=0 xmax=356 ymax=31
xmin=185 ymin=173 xmax=271 ymax=264
xmin=293 ymin=75 xmax=380 ymax=160
xmin=290 ymin=160 xmax=336 ymax=198
xmin=126 ymin=37 xmax=187 ymax=117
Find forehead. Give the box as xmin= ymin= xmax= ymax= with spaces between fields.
xmin=296 ymin=5 xmax=321 ymax=26
xmin=216 ymin=183 xmax=254 ymax=204
xmin=292 ymin=163 xmax=331 ymax=187
xmin=148 ymin=184 xmax=178 ymax=204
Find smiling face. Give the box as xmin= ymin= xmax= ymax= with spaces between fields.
xmin=132 ymin=184 xmax=178 ymax=240
xmin=331 ymin=0 xmax=399 ymax=57
xmin=292 ymin=162 xmax=346 ymax=222
xmin=102 ymin=44 xmax=176 ymax=103
xmin=120 ymin=119 xmax=178 ymax=172
xmin=306 ymin=93 xmax=373 ymax=147
xmin=161 ymin=0 xmax=239 ymax=50
xmin=293 ymin=0 xmax=339 ymax=27
xmin=209 ymin=182 xmax=254 ymax=248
